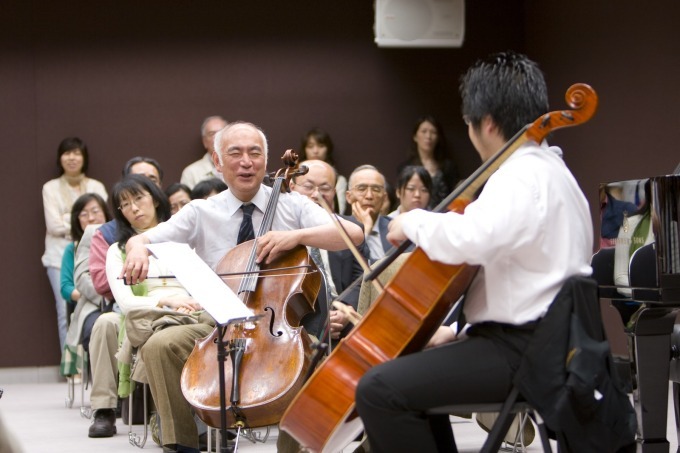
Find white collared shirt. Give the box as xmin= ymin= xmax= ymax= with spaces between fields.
xmin=145 ymin=185 xmax=332 ymax=270
xmin=400 ymin=141 xmax=593 ymax=325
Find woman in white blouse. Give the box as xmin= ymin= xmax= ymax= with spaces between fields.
xmin=42 ymin=137 xmax=107 ymax=350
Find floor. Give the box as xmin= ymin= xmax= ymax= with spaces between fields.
xmin=0 ymin=377 xmax=677 ymax=452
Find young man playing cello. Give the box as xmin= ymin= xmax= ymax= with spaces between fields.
xmin=354 ymin=52 xmax=595 ymax=452
xmin=122 ymin=121 xmax=363 ymax=453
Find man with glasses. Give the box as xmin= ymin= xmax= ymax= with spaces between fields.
xmin=180 ymin=115 xmax=227 ymax=189
xmin=346 ymin=165 xmax=392 ymax=262
xmin=289 ymin=160 xmax=368 ymax=340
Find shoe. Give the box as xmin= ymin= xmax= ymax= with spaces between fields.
xmin=475 ymin=412 xmax=535 ymax=447
xmin=88 ymin=408 xmax=117 ymax=438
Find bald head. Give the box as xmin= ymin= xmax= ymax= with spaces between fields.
xmin=291 ymin=159 xmax=337 ymax=210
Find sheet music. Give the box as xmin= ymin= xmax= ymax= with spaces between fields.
xmin=146 ymin=242 xmax=253 ymax=324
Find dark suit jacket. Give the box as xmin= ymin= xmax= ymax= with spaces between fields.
xmin=302 ymin=216 xmax=369 ymax=339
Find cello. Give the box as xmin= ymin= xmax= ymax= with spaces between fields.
xmin=280 ymin=83 xmax=599 ymax=452
xmin=180 ymin=150 xmax=321 ymax=429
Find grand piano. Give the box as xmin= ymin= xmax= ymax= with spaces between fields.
xmin=596 ymin=175 xmax=680 ymax=453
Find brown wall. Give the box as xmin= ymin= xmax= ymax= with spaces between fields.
xmin=1 ymin=0 xmax=677 ymax=367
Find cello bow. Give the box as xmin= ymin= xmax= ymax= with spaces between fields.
xmin=279 ymin=83 xmax=598 ymax=452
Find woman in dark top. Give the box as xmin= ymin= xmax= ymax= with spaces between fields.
xmin=398 ymin=115 xmax=457 ymax=208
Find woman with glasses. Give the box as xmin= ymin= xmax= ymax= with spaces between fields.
xmin=86 ymin=175 xmax=200 ymax=439
xmin=398 ymin=116 xmax=458 ymax=208
xmin=42 ymin=137 xmax=108 ymax=351
xmin=389 ymin=165 xmax=433 ymax=218
xmin=60 ymin=193 xmax=111 ymax=379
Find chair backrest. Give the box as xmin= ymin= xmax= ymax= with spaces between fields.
xmin=629 ymin=242 xmax=660 ymax=302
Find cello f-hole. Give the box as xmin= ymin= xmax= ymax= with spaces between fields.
xmin=264 ymin=306 xmax=283 ymax=337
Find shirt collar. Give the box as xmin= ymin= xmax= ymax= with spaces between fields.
xmin=223 ymin=184 xmax=270 ymax=217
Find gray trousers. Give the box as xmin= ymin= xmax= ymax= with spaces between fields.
xmin=140 ymin=323 xmax=214 ymax=448
xmin=89 ymin=312 xmax=121 ymax=410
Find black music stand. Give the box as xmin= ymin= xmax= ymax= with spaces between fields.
xmin=214 ymin=314 xmax=263 ymax=453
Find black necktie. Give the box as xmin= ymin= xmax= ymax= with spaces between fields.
xmin=237 ymin=203 xmax=256 ymax=244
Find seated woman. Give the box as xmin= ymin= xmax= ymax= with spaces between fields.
xmin=388 ymin=165 xmax=433 ymax=217
xmin=60 ymin=193 xmax=111 ymax=378
xmin=300 ymin=127 xmax=348 ymax=214
xmin=87 ymin=175 xmax=201 ymax=438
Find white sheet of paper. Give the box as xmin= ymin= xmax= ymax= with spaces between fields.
xmin=146 ymin=242 xmax=253 ymax=325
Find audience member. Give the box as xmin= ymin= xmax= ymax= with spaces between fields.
xmin=289 ymin=159 xmax=368 ymax=340
xmin=120 ymin=122 xmax=363 ymax=452
xmin=42 ymin=137 xmax=108 ymax=350
xmin=389 ymin=165 xmax=433 ymax=217
xmin=190 ymin=177 xmax=228 ymax=199
xmin=88 ymin=174 xmax=180 ymax=438
xmin=398 ymin=115 xmax=457 ymax=208
xmin=165 ymin=183 xmax=192 ymax=216
xmin=180 ymin=116 xmax=227 ymax=189
xmin=346 ymin=165 xmax=391 ymax=262
xmin=299 ymin=127 xmax=348 ymax=214
xmin=60 ymin=193 xmax=111 ymax=378
xmin=88 ymin=156 xmax=163 ymax=301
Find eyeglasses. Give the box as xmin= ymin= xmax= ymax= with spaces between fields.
xmin=118 ymin=193 xmax=151 ymax=212
xmin=296 ymin=182 xmax=334 ymax=195
xmin=350 ymin=184 xmax=384 ymax=195
xmin=78 ymin=207 xmax=103 ymax=220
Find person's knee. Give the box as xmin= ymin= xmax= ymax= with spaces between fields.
xmin=91 ymin=313 xmax=118 ymax=341
xmin=356 ymin=367 xmax=385 ymax=409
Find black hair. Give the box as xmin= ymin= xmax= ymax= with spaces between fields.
xmin=408 ymin=116 xmax=450 ymax=165
xmin=191 ymin=178 xmax=228 ymax=200
xmin=396 ymin=165 xmax=433 ymax=193
xmin=460 ymin=51 xmax=549 ymax=141
xmin=111 ymin=174 xmax=171 ymax=250
xmin=121 ymin=156 xmax=164 ymax=183
xmin=57 ymin=137 xmax=89 ymax=175
xmin=165 ymin=182 xmax=192 ymax=199
xmin=69 ymin=193 xmax=111 ymax=242
xmin=299 ymin=127 xmax=336 ymax=166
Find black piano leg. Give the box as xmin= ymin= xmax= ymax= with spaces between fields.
xmin=633 ymin=308 xmax=677 ymax=453
xmin=673 ymin=382 xmax=680 ymax=453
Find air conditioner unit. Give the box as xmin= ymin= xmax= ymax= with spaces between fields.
xmin=374 ymin=0 xmax=465 ymax=48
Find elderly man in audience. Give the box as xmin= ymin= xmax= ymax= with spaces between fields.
xmin=346 ymin=164 xmax=392 ymax=262
xmin=180 ymin=115 xmax=228 ymax=189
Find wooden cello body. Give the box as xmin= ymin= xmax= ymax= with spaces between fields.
xmin=180 ymin=150 xmax=320 ymax=429
xmin=279 ymin=84 xmax=598 ymax=452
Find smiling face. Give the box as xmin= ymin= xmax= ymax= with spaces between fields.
xmin=60 ymin=148 xmax=85 ymax=177
xmin=213 ymin=124 xmax=267 ymax=201
xmin=117 ymin=190 xmax=159 ymax=230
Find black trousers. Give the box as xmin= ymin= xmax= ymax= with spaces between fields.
xmin=355 ymin=324 xmax=533 ymax=453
